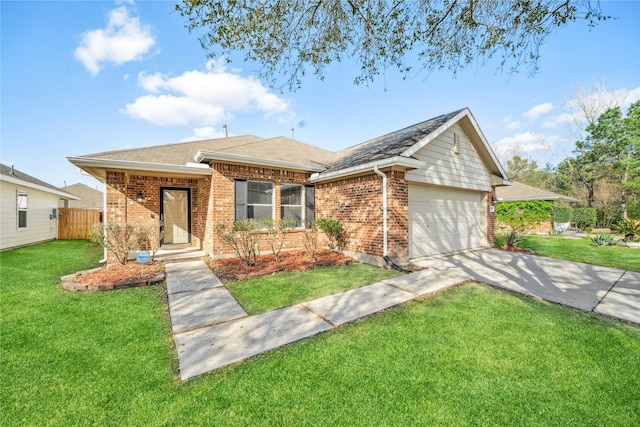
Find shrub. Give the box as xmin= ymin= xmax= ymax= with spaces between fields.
xmin=303 ymin=220 xmax=320 ymax=258
xmin=552 ymin=206 xmax=572 ymax=223
xmin=216 ymin=218 xmax=262 ymax=266
xmin=262 ymin=217 xmax=296 ymax=262
xmin=493 ymin=233 xmax=506 ymax=248
xmin=590 ymin=233 xmax=616 ymax=247
xmin=572 ymin=208 xmax=597 ymax=229
xmin=90 ymin=222 xmax=145 ymax=265
xmin=612 ymin=218 xmax=640 ymax=242
xmin=138 ymin=221 xmax=161 ymax=261
xmin=316 ymin=218 xmax=346 ymax=251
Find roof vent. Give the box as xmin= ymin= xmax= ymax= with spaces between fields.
xmin=223 ymin=124 xmax=228 ymax=137
xmin=453 ymin=133 xmax=460 ymax=155
xmin=291 ymin=128 xmax=294 ymax=139
xmin=11 ymin=165 xmax=16 ymax=176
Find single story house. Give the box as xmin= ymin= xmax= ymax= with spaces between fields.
xmin=62 ymin=183 xmax=104 ymax=210
xmin=68 ymin=108 xmax=510 ymax=265
xmin=0 ymin=164 xmax=79 ymax=251
xmin=495 ymin=181 xmax=580 ymax=233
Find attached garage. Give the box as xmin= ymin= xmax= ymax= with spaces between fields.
xmin=408 ymin=184 xmax=487 ymax=258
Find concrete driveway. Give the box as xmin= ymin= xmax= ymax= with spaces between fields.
xmin=411 ymin=249 xmax=640 ymax=324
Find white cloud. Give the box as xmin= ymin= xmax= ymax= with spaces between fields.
xmin=122 ymin=59 xmax=295 ymax=126
xmin=74 ymin=5 xmax=156 ymax=75
xmin=494 ymin=131 xmax=551 ymax=153
xmin=522 ymin=102 xmax=554 ymax=119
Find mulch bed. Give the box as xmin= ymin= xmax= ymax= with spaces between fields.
xmin=494 ymin=246 xmax=533 ymax=254
xmin=207 ymin=249 xmax=353 ymax=280
xmin=61 ymin=262 xmax=166 ymax=292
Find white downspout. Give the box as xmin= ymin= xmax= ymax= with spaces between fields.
xmin=373 ymin=165 xmax=388 ymax=257
xmin=99 ymin=180 xmax=107 ymax=264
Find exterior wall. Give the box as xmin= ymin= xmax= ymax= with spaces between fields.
xmin=206 ymin=163 xmax=313 ymax=257
xmin=315 ymin=170 xmax=409 ymax=261
xmin=487 ymin=188 xmax=496 ymax=245
xmin=405 ymin=123 xmax=492 ymax=192
xmin=0 ymin=181 xmax=60 ymax=251
xmin=104 ymin=172 xmax=208 ymax=262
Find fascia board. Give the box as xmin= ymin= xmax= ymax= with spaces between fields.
xmin=310 ymin=156 xmax=425 ymax=182
xmin=194 ymin=150 xmax=325 ymax=172
xmin=0 ymin=174 xmax=80 ymax=200
xmin=67 ymin=156 xmax=213 ymax=176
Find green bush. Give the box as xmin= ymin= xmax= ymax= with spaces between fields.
xmin=572 ymin=208 xmax=597 ymax=229
xmin=316 ymin=218 xmax=346 ymax=251
xmin=552 ymin=206 xmax=572 ymax=223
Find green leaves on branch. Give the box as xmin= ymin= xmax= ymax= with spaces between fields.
xmin=176 ymin=0 xmax=607 ymax=90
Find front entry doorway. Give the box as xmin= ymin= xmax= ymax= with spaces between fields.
xmin=161 ymin=188 xmax=191 ymax=245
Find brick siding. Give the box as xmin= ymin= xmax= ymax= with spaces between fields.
xmin=315 ymin=169 xmax=409 ymax=260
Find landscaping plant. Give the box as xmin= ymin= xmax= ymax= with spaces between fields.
xmin=316 ymin=218 xmax=346 ymax=251
xmin=590 ymin=232 xmax=616 ymax=247
xmin=612 ymin=218 xmax=640 ymax=242
xmin=303 ymin=219 xmax=320 ymax=258
xmin=572 ymin=207 xmax=597 ymax=230
xmin=216 ymin=218 xmax=262 ymax=266
xmin=90 ymin=222 xmax=147 ymax=265
xmin=262 ymin=217 xmax=296 ymax=262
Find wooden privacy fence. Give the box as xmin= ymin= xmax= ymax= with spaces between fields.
xmin=58 ymin=208 xmax=102 ymax=240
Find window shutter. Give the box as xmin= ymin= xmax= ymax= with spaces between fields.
xmin=234 ymin=180 xmax=247 ymax=221
xmin=305 ymin=185 xmax=315 ymax=226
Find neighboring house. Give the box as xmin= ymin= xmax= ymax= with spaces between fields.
xmin=0 ymin=164 xmax=79 ymax=251
xmin=61 ymin=183 xmax=104 ymax=210
xmin=495 ymin=181 xmax=580 ymax=233
xmin=68 ymin=108 xmax=510 ymax=265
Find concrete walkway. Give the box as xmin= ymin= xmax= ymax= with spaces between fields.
xmin=166 ymin=251 xmax=639 ymax=381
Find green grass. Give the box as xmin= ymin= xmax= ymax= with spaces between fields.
xmin=225 ymin=263 xmax=400 ymax=314
xmin=520 ymin=235 xmax=640 ymax=271
xmin=2 ymin=240 xmax=640 ymax=425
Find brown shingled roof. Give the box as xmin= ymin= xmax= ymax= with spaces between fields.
xmin=496 ymin=181 xmax=580 ymax=203
xmin=0 ymin=164 xmax=76 ymax=198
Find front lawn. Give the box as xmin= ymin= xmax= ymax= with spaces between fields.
xmin=225 ymin=263 xmax=400 ymax=314
xmin=2 ymin=240 xmax=639 ymax=425
xmin=519 ymin=235 xmax=640 ymax=271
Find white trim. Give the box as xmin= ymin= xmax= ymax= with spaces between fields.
xmin=0 ymin=174 xmax=79 ymax=200
xmin=310 ymin=156 xmax=425 ymax=183
xmin=194 ymin=150 xmax=325 ymax=172
xmin=401 ymin=108 xmax=509 ymax=180
xmin=67 ymin=156 xmax=213 ymax=176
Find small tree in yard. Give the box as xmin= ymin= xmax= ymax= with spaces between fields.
xmin=90 ymin=222 xmax=142 ymax=265
xmin=216 ymin=218 xmax=262 ymax=266
xmin=262 ymin=217 xmax=296 ymax=262
xmin=495 ymin=201 xmax=553 ymax=247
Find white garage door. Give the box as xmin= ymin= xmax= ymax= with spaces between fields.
xmin=409 ymin=184 xmax=487 ymax=258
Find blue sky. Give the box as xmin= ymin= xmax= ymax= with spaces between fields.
xmin=2 ymin=0 xmax=639 ymax=190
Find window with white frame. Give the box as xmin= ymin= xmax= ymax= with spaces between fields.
xmin=235 ymin=180 xmax=274 ymax=221
xmin=281 ymin=184 xmax=303 ymax=227
xmin=17 ymin=191 xmax=28 ymax=228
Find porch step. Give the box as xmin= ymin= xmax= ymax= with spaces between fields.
xmin=155 ymin=248 xmax=207 ymax=263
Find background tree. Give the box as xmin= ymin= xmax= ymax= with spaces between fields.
xmin=177 ymin=0 xmax=607 ymax=89
xmin=583 ymin=101 xmax=640 ymax=218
